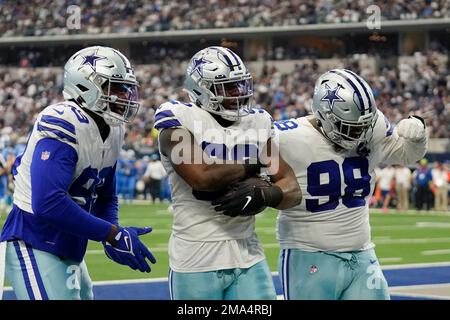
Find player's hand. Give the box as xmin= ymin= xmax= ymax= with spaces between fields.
xmin=103 ymin=226 xmax=156 ymax=273
xmin=396 ymin=116 xmax=426 ymax=143
xmin=212 ymin=182 xmax=266 ymax=217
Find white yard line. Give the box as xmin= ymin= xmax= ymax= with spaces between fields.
xmin=372 ymin=236 xmax=392 ymax=240
xmin=390 ymin=292 xmax=450 ymax=300
xmin=370 ymin=209 xmax=450 ymax=216
xmin=381 ymin=261 xmax=450 ymax=269
xmin=4 ymin=263 xmax=450 ymax=293
xmin=379 ymin=257 xmax=403 ymax=263
xmin=389 ymin=283 xmax=450 ymax=300
xmin=416 ymin=222 xmax=450 ymax=228
xmin=375 ymin=237 xmax=450 ymax=244
xmin=421 ymin=249 xmax=450 ymax=256
xmin=371 ymin=225 xmax=416 ymax=231
xmin=263 ymin=238 xmax=450 ymax=248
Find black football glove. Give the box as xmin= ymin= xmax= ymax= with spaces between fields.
xmin=212 ymin=181 xmax=283 ymax=217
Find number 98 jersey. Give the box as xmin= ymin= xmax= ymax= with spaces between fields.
xmin=275 ymin=111 xmax=408 ymax=252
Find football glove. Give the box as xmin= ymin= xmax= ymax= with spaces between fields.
xmin=212 ymin=178 xmax=283 ymax=217
xmin=396 ymin=116 xmax=426 ymax=143
xmin=103 ymin=226 xmax=156 ymax=273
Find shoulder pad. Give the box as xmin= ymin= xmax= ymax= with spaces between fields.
xmin=154 ymin=100 xmax=193 ymax=131
xmin=36 ymin=102 xmax=87 ymax=146
xmin=247 ymin=108 xmax=273 ymax=127
xmin=273 ymin=118 xmax=300 ymax=132
xmin=373 ymin=110 xmax=394 ymax=140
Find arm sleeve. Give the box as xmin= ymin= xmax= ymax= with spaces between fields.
xmin=379 ymin=129 xmax=427 ymax=166
xmin=93 ymin=163 xmax=119 ymax=225
xmin=374 ymin=112 xmax=427 ymax=166
xmin=31 ymin=138 xmax=113 ymax=241
xmin=153 ymin=100 xmax=195 ymax=132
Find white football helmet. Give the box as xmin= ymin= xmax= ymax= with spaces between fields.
xmin=311 ymin=69 xmax=378 ymax=150
xmin=184 ymin=46 xmax=253 ymax=121
xmin=63 ymin=46 xmax=140 ymax=126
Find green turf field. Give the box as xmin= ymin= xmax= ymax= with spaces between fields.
xmin=2 ymin=203 xmax=450 ymax=282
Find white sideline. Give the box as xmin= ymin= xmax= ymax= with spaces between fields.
xmin=4 ymin=261 xmax=450 ymax=292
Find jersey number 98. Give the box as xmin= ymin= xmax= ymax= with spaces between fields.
xmin=306 ymin=157 xmax=371 ymax=213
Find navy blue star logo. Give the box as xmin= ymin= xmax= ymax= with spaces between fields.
xmin=78 ymin=53 xmax=107 ymax=71
xmin=189 ymin=57 xmax=211 ymax=77
xmin=321 ymin=84 xmax=345 ymax=110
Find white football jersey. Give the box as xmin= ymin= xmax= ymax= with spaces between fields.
xmin=276 ymin=110 xmax=427 ymax=252
xmin=13 ymin=101 xmax=124 ymax=214
xmin=155 ymin=100 xmax=272 ymax=271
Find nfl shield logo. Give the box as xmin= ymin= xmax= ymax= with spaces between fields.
xmin=310 ymin=265 xmax=318 ymax=274
xmin=41 ymin=151 xmax=50 ymax=160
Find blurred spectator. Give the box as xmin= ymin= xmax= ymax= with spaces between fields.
xmin=0 ymin=48 xmax=449 ymax=203
xmin=0 ymin=150 xmax=15 ymax=215
xmin=394 ymin=165 xmax=412 ymax=211
xmin=413 ymin=158 xmax=434 ymax=211
xmin=377 ymin=165 xmax=395 ymax=212
xmin=2 ymin=1 xmax=450 ymax=38
xmin=431 ymin=161 xmax=448 ymax=211
xmin=143 ymin=153 xmax=167 ymax=203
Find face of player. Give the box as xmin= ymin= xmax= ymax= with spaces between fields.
xmin=337 ymin=121 xmax=370 ymax=141
xmin=213 ymin=79 xmax=252 ymax=110
xmin=103 ymin=81 xmax=139 ymax=121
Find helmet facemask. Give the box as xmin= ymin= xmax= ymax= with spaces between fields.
xmin=206 ymin=75 xmax=253 ymax=121
xmin=321 ymin=111 xmax=378 ymax=150
xmin=91 ymin=74 xmax=140 ymax=127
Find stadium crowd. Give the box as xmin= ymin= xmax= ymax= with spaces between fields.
xmin=0 ymin=48 xmax=449 ymax=212
xmin=1 ymin=50 xmax=448 ymax=159
xmin=1 ymin=0 xmax=450 ymax=37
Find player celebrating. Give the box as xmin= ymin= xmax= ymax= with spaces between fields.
xmin=0 ymin=46 xmax=156 ymax=300
xmin=273 ymin=69 xmax=427 ymax=299
xmin=155 ymin=46 xmax=301 ymax=300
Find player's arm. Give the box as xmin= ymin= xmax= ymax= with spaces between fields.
xmin=31 ymin=138 xmax=116 ymax=241
xmin=213 ymin=138 xmax=302 ymax=216
xmin=159 ymin=127 xmax=259 ymax=191
xmin=379 ymin=115 xmax=427 ymax=165
xmin=31 ymin=138 xmax=155 ymax=272
xmin=262 ymin=138 xmax=302 ymax=209
xmin=93 ymin=163 xmax=118 ymax=225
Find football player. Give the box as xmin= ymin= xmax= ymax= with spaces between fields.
xmin=273 ymin=69 xmax=428 ymax=299
xmin=155 ymin=46 xmax=301 ymax=300
xmin=0 ymin=46 xmax=156 ymax=300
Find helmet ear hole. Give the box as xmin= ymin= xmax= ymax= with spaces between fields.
xmin=76 ymin=84 xmax=89 ymax=92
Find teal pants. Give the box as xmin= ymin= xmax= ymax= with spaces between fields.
xmin=5 ymin=240 xmax=93 ymax=300
xmin=169 ymin=260 xmax=276 ymax=300
xmin=278 ymin=248 xmax=390 ymax=300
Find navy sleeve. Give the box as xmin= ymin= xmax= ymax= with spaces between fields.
xmin=31 ymin=138 xmax=113 ymax=241
xmin=93 ymin=163 xmax=119 ymax=225
xmin=153 ymin=104 xmax=182 ymax=130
